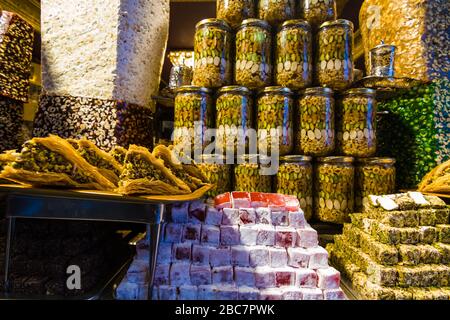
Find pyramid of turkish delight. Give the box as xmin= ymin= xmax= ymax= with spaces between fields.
xmin=328 ymin=192 xmax=450 ymax=300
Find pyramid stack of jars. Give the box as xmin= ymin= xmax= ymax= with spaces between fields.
xmin=173 ymin=0 xmax=396 ymax=224
xmin=328 ymin=192 xmax=450 ymax=300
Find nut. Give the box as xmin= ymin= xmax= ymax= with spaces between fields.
xmin=300 ymin=0 xmax=337 ymax=30
xmin=217 ymin=0 xmax=255 ymax=29
xmin=257 ymin=0 xmax=296 ymax=27
xmin=197 ymin=161 xmax=232 ymax=197
xmin=234 ymin=162 xmax=273 ymax=192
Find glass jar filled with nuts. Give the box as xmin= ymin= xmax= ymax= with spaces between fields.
xmin=193 ymin=19 xmax=232 ymax=88
xmin=276 ymin=155 xmax=313 ymax=220
xmin=257 ymin=87 xmax=294 ymax=156
xmin=234 ymin=154 xmax=273 ymax=192
xmin=297 ymin=87 xmax=335 ymax=156
xmin=336 ymin=88 xmax=377 ymax=157
xmin=355 ymin=157 xmax=396 ymax=212
xmin=217 ymin=0 xmax=256 ymax=29
xmin=275 ymin=19 xmax=313 ymax=90
xmin=370 ymin=43 xmax=396 ymax=77
xmin=235 ymin=19 xmax=272 ymax=89
xmin=316 ymin=19 xmax=354 ymax=91
xmin=216 ymin=86 xmax=254 ymax=155
xmin=173 ymin=86 xmax=214 ymax=155
xmin=314 ymin=156 xmax=354 ymax=224
xmin=301 ymin=0 xmax=337 ymax=30
xmin=258 ymin=0 xmax=296 ymax=27
xmin=198 ymin=154 xmax=233 ymax=198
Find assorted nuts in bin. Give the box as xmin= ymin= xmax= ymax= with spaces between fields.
xmin=301 ymin=0 xmax=337 ymax=30
xmin=234 ymin=154 xmax=273 ymax=192
xmin=198 ymin=154 xmax=233 ymax=197
xmin=217 ymin=0 xmax=256 ymax=29
xmin=258 ymin=0 xmax=296 ymax=27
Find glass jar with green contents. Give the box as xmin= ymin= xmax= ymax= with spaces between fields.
xmin=297 ymin=87 xmax=335 ymax=156
xmin=257 ymin=87 xmax=294 ymax=156
xmin=198 ymin=154 xmax=233 ymax=198
xmin=275 ymin=20 xmax=313 ymax=89
xmin=258 ymin=0 xmax=296 ymax=27
xmin=301 ymin=0 xmax=337 ymax=30
xmin=276 ymin=155 xmax=313 ymax=220
xmin=173 ymin=86 xmax=214 ymax=155
xmin=315 ymin=156 xmax=354 ymax=224
xmin=316 ymin=19 xmax=354 ymax=91
xmin=217 ymin=0 xmax=255 ymax=29
xmin=234 ymin=154 xmax=273 ymax=192
xmin=336 ymin=88 xmax=377 ymax=157
xmin=216 ymin=86 xmax=254 ymax=155
xmin=235 ymin=19 xmax=272 ymax=89
xmin=355 ymin=157 xmax=396 ymax=212
xmin=193 ymin=19 xmax=232 ymax=88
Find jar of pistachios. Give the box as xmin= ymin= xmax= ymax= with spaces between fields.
xmin=234 ymin=154 xmax=273 ymax=192
xmin=217 ymin=0 xmax=255 ymax=29
xmin=173 ymin=86 xmax=214 ymax=154
xmin=297 ymin=87 xmax=335 ymax=156
xmin=198 ymin=154 xmax=233 ymax=198
xmin=355 ymin=157 xmax=396 ymax=212
xmin=216 ymin=86 xmax=254 ymax=155
xmin=275 ymin=20 xmax=313 ymax=89
xmin=301 ymin=0 xmax=337 ymax=30
xmin=316 ymin=19 xmax=354 ymax=91
xmin=257 ymin=87 xmax=294 ymax=156
xmin=336 ymin=88 xmax=377 ymax=157
xmin=369 ymin=43 xmax=396 ymax=77
xmin=235 ymin=19 xmax=272 ymax=89
xmin=276 ymin=155 xmax=313 ymax=220
xmin=315 ymin=156 xmax=354 ymax=224
xmin=193 ymin=19 xmax=232 ymax=88
xmin=258 ymin=0 xmax=296 ymax=27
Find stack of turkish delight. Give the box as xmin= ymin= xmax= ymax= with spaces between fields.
xmin=328 ymin=192 xmax=450 ymax=300
xmin=117 ymin=192 xmax=346 ymax=300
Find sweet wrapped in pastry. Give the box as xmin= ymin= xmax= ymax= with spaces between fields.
xmin=109 ymin=146 xmax=128 ymax=164
xmin=0 ymin=150 xmax=19 ymax=168
xmin=168 ymin=145 xmax=209 ymax=184
xmin=0 ymin=135 xmax=116 ymax=190
xmin=118 ymin=145 xmax=191 ymax=195
xmin=419 ymin=160 xmax=450 ymax=194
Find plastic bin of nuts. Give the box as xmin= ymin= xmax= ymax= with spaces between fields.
xmin=355 ymin=158 xmax=396 ymax=212
xmin=257 ymin=87 xmax=294 ymax=156
xmin=314 ymin=156 xmax=355 ymax=224
xmin=216 ymin=0 xmax=256 ymax=29
xmin=276 ymin=155 xmax=313 ymax=220
xmin=316 ymin=19 xmax=354 ymax=91
xmin=234 ymin=154 xmax=273 ymax=193
xmin=235 ymin=19 xmax=272 ymax=89
xmin=197 ymin=154 xmax=233 ymax=198
xmin=257 ymin=0 xmax=296 ymax=27
xmin=297 ymin=87 xmax=335 ymax=156
xmin=300 ymin=0 xmax=337 ymax=30
xmin=275 ymin=19 xmax=313 ymax=90
xmin=192 ymin=19 xmax=232 ymax=88
xmin=336 ymin=88 xmax=377 ymax=158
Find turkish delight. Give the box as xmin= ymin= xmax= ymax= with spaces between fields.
xmin=171 ymin=202 xmax=189 ymax=223
xmin=282 ymin=288 xmax=303 ymax=300
xmin=255 ymin=268 xmax=275 ymax=288
xmin=159 ymin=285 xmax=177 ymax=300
xmin=256 ymin=207 xmax=271 ymax=224
xmin=201 ymin=225 xmax=220 ymax=245
xmin=437 ymin=224 xmax=450 ymax=243
xmin=289 ymin=211 xmax=306 ymax=228
xmin=183 ymin=224 xmax=201 ymax=243
xmin=231 ymin=246 xmax=250 ymax=267
xmin=212 ymin=266 xmax=233 ymax=284
xmin=398 ymin=245 xmax=421 ymax=265
xmin=317 ymin=267 xmax=341 ymax=289
xmin=231 ymin=191 xmax=251 ymax=208
xmin=287 ymin=248 xmax=310 ymax=268
xmin=366 ymin=262 xmax=398 ymax=286
xmin=154 ymin=264 xmax=170 ymax=285
xmin=275 ymin=227 xmax=297 ymax=248
xmin=216 ymin=286 xmax=238 ymax=300
xmin=234 ymin=267 xmax=256 ymax=287
xmin=238 ymin=287 xmax=260 ymax=300
xmin=127 ymin=260 xmax=148 ymax=284
xmin=198 ymin=285 xmax=218 ymax=300
xmin=189 ymin=200 xmax=206 ymax=223
xmin=269 ymin=248 xmax=288 ymax=268
xmin=250 ymin=192 xmax=268 ymax=208
xmin=240 ymin=225 xmax=259 ymax=245
xmin=295 ymin=269 xmax=318 ymax=288
xmin=164 ymin=223 xmax=183 ymax=243
xmin=220 ymin=225 xmax=240 ymax=245
xmin=192 ymin=245 xmax=210 ymax=265
xmin=178 ymin=285 xmax=198 ymax=300
xmin=435 ymin=243 xmax=450 ymax=264
xmin=434 ymin=208 xmax=449 ymax=225
xmin=190 ymin=264 xmax=212 ymax=285
xmin=205 ymin=207 xmax=223 ymax=225
xmin=271 ymin=211 xmax=289 ymax=226
xmin=308 ymin=247 xmax=329 ymax=269
xmin=257 ymin=225 xmax=276 ymax=246
xmin=249 ymin=246 xmax=270 ymax=267
xmin=239 ymin=208 xmax=256 ymax=225
xmin=274 ymin=268 xmax=295 ymax=287
xmin=260 ymin=289 xmax=283 ymax=300
xmin=300 ymin=288 xmax=323 ymax=300
xmin=170 ymin=263 xmax=191 ymax=285
xmin=210 ymin=246 xmax=231 ymax=267
xmin=215 ymin=192 xmax=232 ymax=209
xmin=266 ymin=194 xmax=286 ymax=211
xmin=297 ymin=227 xmax=319 ymax=248
xmin=418 ymin=209 xmax=436 ymax=226
xmin=323 ymin=289 xmax=346 ymax=300
xmin=222 ymin=208 xmax=240 ymax=225
xmin=359 ymin=231 xmax=398 ymax=265
xmin=172 ymin=243 xmax=192 ymax=261
xmin=284 ymin=195 xmax=300 ymax=212
xmin=419 ymin=226 xmax=437 ymax=244
xmin=420 ymin=245 xmax=442 ymax=264
xmin=157 ymin=242 xmax=173 ymax=264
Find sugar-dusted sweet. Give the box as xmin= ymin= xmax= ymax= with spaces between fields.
xmin=171 ymin=202 xmax=189 ymax=223
xmin=178 ymin=285 xmax=198 ymax=300
xmin=283 ymin=288 xmax=303 ymax=300
xmin=260 ymin=288 xmax=283 ymax=300
xmin=154 ymin=264 xmax=170 ymax=285
xmin=205 ymin=207 xmax=223 ymax=226
xmin=189 ymin=200 xmax=207 ymax=223
xmin=239 ymin=208 xmax=257 ymax=225
xmin=297 ymin=227 xmax=319 ymax=248
xmin=275 ymin=227 xmax=297 ymax=248
xmin=170 ymin=263 xmax=191 ymax=285
xmin=231 ymin=191 xmax=251 ymax=208
xmin=172 ymin=242 xmax=192 ymax=261
xmin=249 ymin=246 xmax=270 ymax=267
xmin=308 ymin=247 xmax=329 ymax=269
xmin=269 ymin=247 xmax=288 ymax=268
xmin=255 ymin=267 xmax=275 ymax=288
xmin=256 ymin=207 xmax=272 ymax=224
xmin=210 ymin=246 xmax=231 ymax=267
xmin=266 ymin=194 xmax=286 ymax=211
xmin=274 ymin=268 xmax=295 ymax=287
xmin=127 ymin=260 xmax=149 ymax=283
xmin=157 ymin=242 xmax=173 ymax=264
xmin=240 ymin=225 xmax=259 ymax=245
xmin=221 ymin=225 xmax=240 ymax=245
xmin=192 ymin=245 xmax=210 ymax=265
xmin=300 ymin=288 xmax=323 ymax=300
xmin=289 ymin=211 xmax=306 ymax=228
xmin=215 ymin=192 xmax=232 ymax=210
xmin=284 ymin=195 xmax=300 ymax=212
xmin=234 ymin=267 xmax=256 ymax=286
xmin=238 ymin=287 xmax=260 ymax=300
xmin=190 ymin=264 xmax=212 ymax=286
xmin=257 ymin=225 xmax=276 ymax=246
xmin=116 ymin=281 xmax=139 ymax=300
xmin=164 ymin=223 xmax=183 ymax=243
xmin=317 ymin=267 xmax=341 ymax=289
xmin=222 ymin=208 xmax=240 ymax=225
xmin=158 ymin=285 xmax=177 ymax=300
xmin=295 ymin=269 xmax=318 ymax=288
xmin=271 ymin=211 xmax=289 ymax=226
xmin=198 ymin=285 xmax=218 ymax=300
xmin=250 ymin=192 xmax=268 ymax=208
xmin=212 ymin=266 xmax=233 ymax=284
xmin=183 ymin=224 xmax=201 ymax=243
xmin=419 ymin=226 xmax=437 ymax=244
xmin=287 ymin=247 xmax=310 ymax=268
xmin=323 ymin=289 xmax=346 ymax=300
xmin=216 ymin=285 xmax=238 ymax=300
xmin=231 ymin=246 xmax=250 ymax=267
xmin=201 ymin=225 xmax=220 ymax=245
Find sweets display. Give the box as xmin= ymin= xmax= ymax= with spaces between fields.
xmin=216 ymin=0 xmax=255 ymax=29
xmin=257 ymin=0 xmax=296 ymax=27
xmin=329 ymin=192 xmax=450 ymax=300
xmin=109 ymin=146 xmax=128 ymax=165
xmin=418 ymin=160 xmax=450 ymax=194
xmin=234 ymin=155 xmax=272 ymax=193
xmin=197 ymin=154 xmax=233 ymax=198
xmin=0 ymin=97 xmax=24 ymax=152
xmin=300 ymin=0 xmax=337 ymax=30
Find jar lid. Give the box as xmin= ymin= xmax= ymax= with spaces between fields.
xmin=218 ymin=86 xmax=251 ymax=95
xmin=345 ymin=88 xmax=376 ymax=96
xmin=280 ymin=155 xmax=312 ymax=163
xmin=196 ymin=18 xmax=232 ymax=32
xmin=259 ymin=86 xmax=293 ymax=96
xmin=319 ymin=19 xmax=354 ymax=30
xmin=356 ymin=157 xmax=396 ymax=165
xmin=175 ymin=85 xmax=212 ymax=94
xmin=317 ymin=156 xmax=354 ymax=164
xmin=304 ymin=87 xmax=334 ymax=95
xmin=371 ymin=43 xmax=396 ymax=52
xmin=279 ymin=19 xmax=311 ymax=31
xmin=239 ymin=19 xmax=271 ymax=31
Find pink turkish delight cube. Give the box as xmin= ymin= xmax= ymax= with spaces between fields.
xmin=188 ymin=200 xmax=206 ymax=223
xmin=172 ymin=242 xmax=192 ymax=261
xmin=239 ymin=208 xmax=256 ymax=225
xmin=283 ymin=288 xmax=303 ymax=300
xmin=267 ymin=194 xmax=286 ymax=211
xmin=275 ymin=227 xmax=297 ymax=248
xmin=323 ymin=289 xmax=347 ymax=300
xmin=212 ymin=266 xmax=233 ymax=284
xmin=289 ymin=211 xmax=306 ymax=228
xmin=255 ymin=207 xmax=271 ymax=224
xmin=216 ymin=286 xmax=238 ymax=300
xmin=183 ymin=224 xmax=201 ymax=243
xmin=210 ymin=246 xmax=231 ymax=267
xmin=295 ymin=269 xmax=318 ymax=288
xmin=215 ymin=193 xmax=232 ymax=209
xmin=170 ymin=263 xmax=191 ymax=286
xmin=249 ymin=246 xmax=270 ymax=267
xmin=234 ymin=267 xmax=256 ymax=287
xmin=271 ymin=211 xmax=289 ymax=226
xmin=301 ymin=288 xmax=323 ymax=300
xmin=164 ymin=223 xmax=183 ymax=243
xmin=297 ymin=227 xmax=319 ymax=248
xmin=240 ymin=225 xmax=259 ymax=245
xmin=201 ymin=225 xmax=220 ymax=245
xmin=192 ymin=244 xmax=210 ymax=265
xmin=231 ymin=191 xmax=251 ymax=208
xmin=158 ymin=285 xmax=177 ymax=300
xmin=205 ymin=207 xmax=223 ymax=225
xmin=171 ymin=202 xmax=189 ymax=223
xmin=255 ymin=267 xmax=275 ymax=289
xmin=260 ymin=289 xmax=283 ymax=300
xmin=238 ymin=287 xmax=260 ymax=300
xmin=250 ymin=192 xmax=268 ymax=208
xmin=231 ymin=246 xmax=250 ymax=267
xmin=284 ymin=195 xmax=300 ymax=212
xmin=257 ymin=225 xmax=276 ymax=246
xmin=154 ymin=264 xmax=170 ymax=285
xmin=157 ymin=242 xmax=173 ymax=264
xmin=308 ymin=247 xmax=329 ymax=269
xmin=190 ymin=264 xmax=212 ymax=286
xmin=222 ymin=208 xmax=240 ymax=225
xmin=317 ymin=267 xmax=341 ymax=289
xmin=178 ymin=285 xmax=198 ymax=300
xmin=220 ymin=225 xmax=240 ymax=245
xmin=198 ymin=285 xmax=218 ymax=300
xmin=269 ymin=247 xmax=288 ymax=268
xmin=275 ymin=268 xmax=295 ymax=287
xmin=287 ymin=247 xmax=310 ymax=268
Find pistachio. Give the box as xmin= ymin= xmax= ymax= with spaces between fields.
xmin=120 ymin=153 xmax=171 ymax=185
xmin=300 ymin=0 xmax=337 ymax=30
xmin=217 ymin=0 xmax=255 ymax=29
xmin=234 ymin=162 xmax=272 ymax=192
xmin=197 ymin=161 xmax=232 ymax=197
xmin=257 ymin=0 xmax=296 ymax=27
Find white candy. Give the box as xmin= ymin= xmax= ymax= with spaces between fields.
xmin=198 ymin=285 xmax=218 ymax=300
xmin=170 ymin=262 xmax=191 ymax=286
xmin=300 ymin=288 xmax=323 ymax=300
xmin=269 ymin=247 xmax=288 ymax=268
xmin=282 ymin=288 xmax=303 ymax=300
xmin=257 ymin=225 xmax=276 ymax=246
xmin=201 ymin=225 xmax=220 ymax=245
xmin=171 ymin=202 xmax=189 ymax=223
xmin=192 ymin=244 xmax=210 ymax=265
xmin=295 ymin=269 xmax=318 ymax=288
xmin=190 ymin=264 xmax=212 ymax=286
xmin=157 ymin=242 xmax=173 ymax=264
xmin=238 ymin=287 xmax=260 ymax=300
xmin=323 ymin=289 xmax=347 ymax=300
xmin=408 ymin=191 xmax=430 ymax=206
xmin=178 ymin=285 xmax=198 ymax=300
xmin=239 ymin=208 xmax=256 ymax=225
xmin=205 ymin=207 xmax=223 ymax=225
xmin=158 ymin=285 xmax=177 ymax=300
xmin=317 ymin=267 xmax=341 ymax=289
xmin=154 ymin=264 xmax=170 ymax=285
xmin=215 ymin=286 xmax=238 ymax=300
xmin=172 ymin=242 xmax=192 ymax=261
xmin=220 ymin=225 xmax=240 ymax=245
xmin=240 ymin=225 xmax=259 ymax=245
xmin=377 ymin=196 xmax=399 ymax=211
xmin=308 ymin=246 xmax=329 ymax=269
xmin=271 ymin=210 xmax=289 ymax=226
xmin=222 ymin=208 xmax=240 ymax=225
xmin=234 ymin=267 xmax=255 ymax=286
xmin=183 ymin=224 xmax=201 ymax=243
xmin=289 ymin=211 xmax=306 ymax=228
xmin=231 ymin=246 xmax=250 ymax=267
xmin=260 ymin=288 xmax=283 ymax=300
xmin=275 ymin=226 xmax=297 ymax=248
xmin=255 ymin=267 xmax=275 ymax=288
xmin=164 ymin=223 xmax=183 ymax=243
xmin=210 ymin=246 xmax=231 ymax=267
xmin=297 ymin=227 xmax=319 ymax=248
xmin=212 ymin=266 xmax=233 ymax=284
xmin=249 ymin=246 xmax=270 ymax=267
xmin=287 ymin=247 xmax=310 ymax=268
xmin=256 ymin=207 xmax=271 ymax=224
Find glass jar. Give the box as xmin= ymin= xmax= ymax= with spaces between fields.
xmin=235 ymin=19 xmax=272 ymax=89
xmin=257 ymin=0 xmax=296 ymax=27
xmin=275 ymin=20 xmax=313 ymax=90
xmin=301 ymin=0 xmax=337 ymax=30
xmin=257 ymin=87 xmax=294 ymax=156
xmin=234 ymin=154 xmax=273 ymax=192
xmin=276 ymin=155 xmax=313 ymax=220
xmin=336 ymin=88 xmax=377 ymax=157
xmin=217 ymin=0 xmax=256 ymax=29
xmin=297 ymin=87 xmax=335 ymax=156
xmin=355 ymin=157 xmax=396 ymax=212
xmin=193 ymin=19 xmax=232 ymax=88
xmin=314 ymin=156 xmax=355 ymax=224
xmin=370 ymin=43 xmax=396 ymax=77
xmin=198 ymin=154 xmax=233 ymax=198
xmin=173 ymin=86 xmax=214 ymax=154
xmin=316 ymin=19 xmax=354 ymax=91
